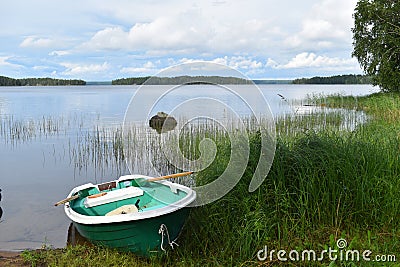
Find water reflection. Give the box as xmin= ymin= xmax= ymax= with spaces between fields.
xmin=67 ymin=223 xmax=92 ymax=247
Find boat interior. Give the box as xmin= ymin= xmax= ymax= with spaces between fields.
xmin=70 ymin=178 xmax=189 ymax=217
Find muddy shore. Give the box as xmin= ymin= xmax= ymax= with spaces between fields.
xmin=0 ymin=251 xmax=26 ymax=266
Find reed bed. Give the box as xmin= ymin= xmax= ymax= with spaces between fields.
xmin=0 ymin=115 xmax=67 ymax=146
xmin=68 ymin=126 xmax=128 ymax=179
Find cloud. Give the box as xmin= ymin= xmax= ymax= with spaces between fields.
xmin=75 ymin=0 xmax=358 ymax=70
xmin=266 ymin=58 xmax=278 ymax=68
xmin=80 ymin=8 xmax=281 ymax=57
xmin=120 ymin=61 xmax=157 ymax=75
xmin=61 ymin=62 xmax=110 ymax=76
xmin=81 ymin=9 xmax=213 ymax=53
xmin=0 ymin=56 xmax=23 ymax=68
xmin=227 ymin=56 xmax=263 ymax=71
xmin=284 ymin=0 xmax=357 ymax=50
xmin=173 ymin=56 xmax=264 ymax=76
xmin=20 ymin=36 xmax=56 ymax=48
xmin=273 ymin=52 xmax=358 ymax=70
xmin=170 ymin=53 xmax=359 ymax=77
xmin=32 ymin=65 xmax=50 ymax=71
xmin=49 ymin=50 xmax=70 ymax=56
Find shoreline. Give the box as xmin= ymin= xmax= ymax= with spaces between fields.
xmin=0 ymin=251 xmax=21 ymax=257
xmin=0 ymin=251 xmax=24 ymax=267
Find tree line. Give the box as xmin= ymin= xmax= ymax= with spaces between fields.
xmin=112 ymin=76 xmax=252 ymax=85
xmin=292 ymin=74 xmax=372 ymax=85
xmin=0 ymin=76 xmax=86 ymax=86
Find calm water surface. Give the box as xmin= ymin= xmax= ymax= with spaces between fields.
xmin=0 ymin=84 xmax=378 ymax=251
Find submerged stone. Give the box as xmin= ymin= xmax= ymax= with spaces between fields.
xmin=149 ymin=112 xmax=177 ymax=134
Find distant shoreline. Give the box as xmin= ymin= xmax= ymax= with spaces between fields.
xmin=292 ymin=74 xmax=371 ymax=85
xmin=0 ymin=76 xmax=86 ymax=86
xmin=0 ymin=74 xmax=371 ymax=87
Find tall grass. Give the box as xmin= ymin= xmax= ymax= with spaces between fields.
xmin=172 ymin=128 xmax=399 ymax=265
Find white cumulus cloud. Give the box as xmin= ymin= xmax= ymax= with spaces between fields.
xmin=274 ymin=52 xmax=358 ymax=70
xmin=176 ymin=56 xmax=264 ymax=72
xmin=120 ymin=61 xmax=158 ymax=75
xmin=61 ymin=62 xmax=110 ymax=76
xmin=20 ymin=36 xmax=56 ymax=48
xmin=161 ymin=56 xmax=265 ymax=77
xmin=80 ymin=7 xmax=284 ymax=57
xmin=81 ymin=9 xmax=213 ymax=53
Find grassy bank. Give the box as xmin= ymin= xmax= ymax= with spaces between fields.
xmin=22 ymin=93 xmax=400 ymax=266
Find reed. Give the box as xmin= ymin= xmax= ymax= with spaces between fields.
xmin=0 ymin=115 xmax=67 ymax=147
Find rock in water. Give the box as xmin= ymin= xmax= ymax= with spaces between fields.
xmin=149 ymin=112 xmax=177 ymax=134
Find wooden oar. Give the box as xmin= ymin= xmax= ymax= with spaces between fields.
xmin=54 ymin=195 xmax=79 ymax=206
xmin=131 ymin=171 xmax=194 ymax=186
xmin=54 ymin=192 xmax=108 ymax=206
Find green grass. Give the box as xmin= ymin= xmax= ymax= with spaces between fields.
xmin=22 ymin=92 xmax=400 ymax=266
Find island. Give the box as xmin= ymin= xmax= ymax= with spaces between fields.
xmin=0 ymin=76 xmax=86 ymax=86
xmin=292 ymin=74 xmax=372 ymax=84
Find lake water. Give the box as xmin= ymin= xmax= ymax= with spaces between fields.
xmin=0 ymin=84 xmax=378 ymax=251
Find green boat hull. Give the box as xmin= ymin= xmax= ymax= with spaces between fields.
xmin=73 ymin=207 xmax=190 ymax=256
xmin=64 ymin=175 xmax=196 ymax=256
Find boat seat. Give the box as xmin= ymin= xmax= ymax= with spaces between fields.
xmin=98 ymin=181 xmax=117 ymax=191
xmin=105 ymin=205 xmax=138 ymax=216
xmin=84 ymin=187 xmax=144 ymax=208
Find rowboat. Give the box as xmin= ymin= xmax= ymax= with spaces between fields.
xmin=58 ymin=173 xmax=196 ymax=256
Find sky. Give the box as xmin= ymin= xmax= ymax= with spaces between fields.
xmin=0 ymin=0 xmax=363 ymax=81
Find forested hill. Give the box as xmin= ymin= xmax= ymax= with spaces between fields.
xmin=292 ymin=74 xmax=372 ymax=84
xmin=112 ymin=76 xmax=252 ymax=85
xmin=0 ymin=76 xmax=86 ymax=86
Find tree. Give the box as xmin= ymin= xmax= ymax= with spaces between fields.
xmin=352 ymin=0 xmax=400 ymax=92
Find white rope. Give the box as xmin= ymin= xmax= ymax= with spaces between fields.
xmin=158 ymin=224 xmax=179 ymax=252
